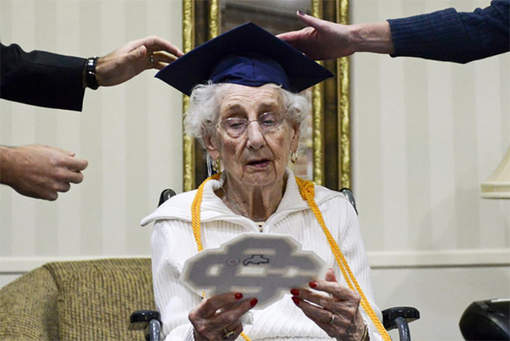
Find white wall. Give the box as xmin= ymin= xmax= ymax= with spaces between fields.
xmin=1 ymin=0 xmax=509 ymax=340
xmin=352 ymin=0 xmax=510 ymax=340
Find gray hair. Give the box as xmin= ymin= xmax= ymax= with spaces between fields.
xmin=184 ymin=82 xmax=311 ymax=147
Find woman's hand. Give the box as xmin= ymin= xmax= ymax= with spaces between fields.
xmin=290 ymin=269 xmax=368 ymax=341
xmin=189 ymin=292 xmax=258 ymax=340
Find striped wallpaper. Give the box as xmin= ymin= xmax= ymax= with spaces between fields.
xmin=352 ymin=0 xmax=510 ymax=255
xmin=0 ymin=0 xmax=509 ymax=266
xmin=0 ymin=0 xmax=183 ymax=258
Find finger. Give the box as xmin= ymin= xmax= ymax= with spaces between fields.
xmin=293 ymin=297 xmax=353 ymax=338
xmin=154 ymin=61 xmax=168 ymax=70
xmin=296 ymin=10 xmax=326 ymax=29
xmin=128 ymin=45 xmax=148 ymax=64
xmin=141 ymin=36 xmax=184 ymax=57
xmin=153 ymin=51 xmax=178 ymax=63
xmin=195 ymin=292 xmax=244 ymax=317
xmin=293 ymin=296 xmax=334 ymax=326
xmin=309 ymin=280 xmax=358 ymax=301
xmin=210 ymin=297 xmax=257 ymax=327
xmin=60 ymin=157 xmax=88 ymax=171
xmin=295 ymin=288 xmax=358 ymax=322
xmin=42 ymin=190 xmax=58 ymax=201
xmin=325 ymin=268 xmax=337 ymax=282
xmin=61 ymin=170 xmax=84 ymax=184
xmin=277 ymin=27 xmax=318 ymax=58
xmin=277 ymin=29 xmax=307 ymax=43
xmin=115 ymin=44 xmax=147 ymax=73
xmin=148 ymin=51 xmax=178 ymax=70
xmin=50 ymin=145 xmax=75 ymax=157
xmin=118 ymin=37 xmax=148 ymax=54
xmin=222 ymin=322 xmax=243 ymax=340
xmin=54 ymin=181 xmax=71 ymax=193
xmin=293 ymin=288 xmax=339 ymax=312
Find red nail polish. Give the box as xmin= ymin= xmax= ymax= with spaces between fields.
xmin=309 ymin=281 xmax=318 ymax=288
xmin=235 ymin=292 xmax=243 ymax=300
xmin=292 ymin=296 xmax=300 ymax=305
xmin=250 ymin=298 xmax=258 ymax=307
xmin=290 ymin=288 xmax=299 ymax=296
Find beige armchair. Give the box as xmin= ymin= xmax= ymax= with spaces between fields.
xmin=0 ymin=258 xmax=155 ymax=341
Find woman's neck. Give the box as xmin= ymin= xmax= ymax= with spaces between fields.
xmin=219 ymin=173 xmax=287 ymax=221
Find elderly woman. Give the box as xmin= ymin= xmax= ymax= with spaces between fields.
xmin=142 ymin=23 xmax=386 ymax=341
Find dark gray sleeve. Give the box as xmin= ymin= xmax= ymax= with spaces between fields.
xmin=388 ymin=0 xmax=509 ymax=63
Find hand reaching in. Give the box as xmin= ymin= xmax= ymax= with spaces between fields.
xmin=278 ymin=11 xmax=393 ymax=60
xmin=95 ymin=36 xmax=184 ymax=86
xmin=0 ymin=145 xmax=88 ymax=201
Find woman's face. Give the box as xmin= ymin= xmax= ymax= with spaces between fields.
xmin=205 ymin=84 xmax=299 ymax=188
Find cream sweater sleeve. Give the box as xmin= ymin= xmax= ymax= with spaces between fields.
xmin=151 ymin=220 xmax=199 ymax=341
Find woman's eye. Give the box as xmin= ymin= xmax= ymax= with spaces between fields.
xmin=262 ymin=119 xmax=276 ymax=126
xmin=226 ymin=120 xmax=245 ymax=129
xmin=260 ymin=113 xmax=277 ymax=126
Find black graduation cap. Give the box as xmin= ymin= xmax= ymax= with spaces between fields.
xmin=155 ymin=22 xmax=333 ymax=96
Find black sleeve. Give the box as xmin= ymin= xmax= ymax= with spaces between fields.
xmin=388 ymin=0 xmax=510 ymax=63
xmin=0 ymin=42 xmax=87 ymax=111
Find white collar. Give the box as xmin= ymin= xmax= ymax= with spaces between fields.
xmin=140 ymin=169 xmax=339 ymax=227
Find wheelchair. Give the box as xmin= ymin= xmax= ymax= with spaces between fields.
xmin=131 ymin=188 xmax=420 ymax=341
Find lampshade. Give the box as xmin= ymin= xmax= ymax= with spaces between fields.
xmin=481 ymin=146 xmax=510 ymax=199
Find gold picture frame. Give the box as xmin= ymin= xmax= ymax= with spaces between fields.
xmin=181 ymin=0 xmax=351 ymax=191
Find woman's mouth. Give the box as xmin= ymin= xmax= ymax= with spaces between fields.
xmin=246 ymin=159 xmax=270 ymax=168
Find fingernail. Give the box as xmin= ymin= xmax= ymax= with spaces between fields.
xmin=290 ymin=288 xmax=299 ymax=296
xmin=297 ymin=9 xmax=305 ymax=16
xmin=235 ymin=292 xmax=243 ymax=300
xmin=250 ymin=298 xmax=258 ymax=307
xmin=292 ymin=296 xmax=300 ymax=305
xmin=309 ymin=281 xmax=318 ymax=288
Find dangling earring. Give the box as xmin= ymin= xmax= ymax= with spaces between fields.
xmin=207 ymin=154 xmax=221 ymax=176
xmin=213 ymin=158 xmax=221 ymax=173
xmin=206 ymin=154 xmax=214 ymax=177
xmin=290 ymin=151 xmax=298 ymax=164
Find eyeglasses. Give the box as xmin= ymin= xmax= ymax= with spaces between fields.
xmin=217 ymin=112 xmax=285 ymax=138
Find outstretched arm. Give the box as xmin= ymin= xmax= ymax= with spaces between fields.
xmin=280 ymin=0 xmax=509 ymax=63
xmin=0 ymin=36 xmax=183 ymax=111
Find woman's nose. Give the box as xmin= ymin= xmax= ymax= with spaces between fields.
xmin=246 ymin=121 xmax=265 ymax=150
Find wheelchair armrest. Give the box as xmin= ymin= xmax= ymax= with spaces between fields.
xmin=129 ymin=310 xmax=161 ymax=330
xmin=382 ymin=306 xmax=420 ymax=330
xmin=130 ymin=310 xmax=162 ymax=341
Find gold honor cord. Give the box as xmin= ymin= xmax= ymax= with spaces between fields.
xmin=294 ymin=178 xmax=391 ymax=340
xmin=191 ymin=175 xmax=391 ymax=341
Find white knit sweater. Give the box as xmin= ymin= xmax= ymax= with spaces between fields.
xmin=141 ymin=171 xmax=383 ymax=341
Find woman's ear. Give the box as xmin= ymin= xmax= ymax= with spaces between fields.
xmin=204 ymin=133 xmax=220 ymax=161
xmin=290 ymin=122 xmax=300 ymax=154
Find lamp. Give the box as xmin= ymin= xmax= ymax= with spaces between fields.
xmin=480 ymin=146 xmax=510 ymax=199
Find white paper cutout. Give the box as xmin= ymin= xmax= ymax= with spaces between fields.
xmin=181 ymin=233 xmax=326 ymax=308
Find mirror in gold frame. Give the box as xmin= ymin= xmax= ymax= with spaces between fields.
xmin=181 ymin=0 xmax=351 ymax=192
